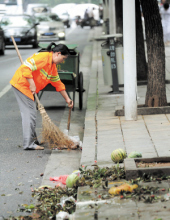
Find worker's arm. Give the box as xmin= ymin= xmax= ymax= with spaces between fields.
xmin=27 ymin=78 xmax=36 ymax=94
xmin=60 ymin=90 xmax=73 ymax=109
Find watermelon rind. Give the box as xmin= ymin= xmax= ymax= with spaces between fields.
xmin=111 ymin=148 xmax=127 ymax=163
xmin=66 ymin=173 xmax=79 ymax=188
xmin=128 ymin=151 xmax=142 ymax=158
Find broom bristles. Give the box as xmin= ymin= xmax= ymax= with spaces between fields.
xmin=38 ymin=103 xmax=75 ymax=149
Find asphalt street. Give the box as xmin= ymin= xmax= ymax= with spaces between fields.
xmin=0 ymin=23 xmax=93 ymax=218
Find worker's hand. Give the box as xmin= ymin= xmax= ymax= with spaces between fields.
xmin=67 ymin=99 xmax=73 ymax=109
xmin=27 ymin=78 xmax=36 ymax=94
xmin=59 ymin=91 xmax=73 ymax=108
xmin=30 ymin=84 xmax=36 ymax=94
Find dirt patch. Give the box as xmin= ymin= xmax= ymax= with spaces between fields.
xmin=136 ymin=161 xmax=170 ymax=168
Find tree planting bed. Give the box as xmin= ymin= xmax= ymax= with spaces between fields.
xmin=124 ymin=157 xmax=170 ymax=180
xmin=115 ymin=105 xmax=170 ymax=116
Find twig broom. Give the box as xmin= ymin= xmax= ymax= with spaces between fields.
xmin=11 ymin=36 xmax=75 ymax=149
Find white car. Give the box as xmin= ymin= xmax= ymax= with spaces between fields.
xmin=34 ymin=13 xmax=66 ymax=41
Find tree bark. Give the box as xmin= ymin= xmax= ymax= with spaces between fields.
xmin=115 ymin=0 xmax=123 ymax=34
xmin=140 ymin=0 xmax=167 ymax=107
xmin=136 ymin=0 xmax=147 ymax=81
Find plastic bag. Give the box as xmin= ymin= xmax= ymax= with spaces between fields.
xmin=60 ymin=196 xmax=76 ymax=206
xmin=63 ymin=129 xmax=82 ymax=148
xmin=50 ymin=175 xmax=69 ymax=185
xmin=56 ymin=211 xmax=70 ymax=220
xmin=164 ymin=193 xmax=170 ymax=201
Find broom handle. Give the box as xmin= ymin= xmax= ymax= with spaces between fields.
xmin=67 ymin=101 xmax=72 ymax=130
xmin=11 ymin=36 xmax=41 ymax=106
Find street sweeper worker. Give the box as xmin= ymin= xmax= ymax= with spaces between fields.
xmin=10 ymin=42 xmax=73 ymax=150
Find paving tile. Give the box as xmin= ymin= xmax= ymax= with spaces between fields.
xmin=137 ymin=205 xmax=170 ymax=220
xmin=98 ymin=203 xmax=138 ymax=220
xmin=141 ymin=153 xmax=158 ymax=158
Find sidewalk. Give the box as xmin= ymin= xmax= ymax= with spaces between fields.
xmin=75 ymin=27 xmax=170 ymax=219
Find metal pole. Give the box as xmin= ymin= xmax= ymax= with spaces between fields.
xmin=109 ymin=0 xmax=116 ymax=34
xmin=109 ymin=37 xmax=119 ymax=93
xmin=123 ymin=0 xmax=137 ymax=120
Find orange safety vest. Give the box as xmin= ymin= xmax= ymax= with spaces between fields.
xmin=10 ymin=51 xmax=65 ymax=100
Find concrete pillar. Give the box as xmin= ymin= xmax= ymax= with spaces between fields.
xmin=123 ymin=0 xmax=137 ymax=120
xmin=109 ymin=0 xmax=116 ymax=34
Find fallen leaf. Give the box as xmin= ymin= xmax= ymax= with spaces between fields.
xmin=31 ymin=213 xmax=41 ymax=219
xmin=18 ymin=182 xmax=23 ymax=186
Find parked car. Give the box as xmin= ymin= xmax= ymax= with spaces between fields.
xmin=0 ymin=25 xmax=5 ymax=55
xmin=0 ymin=14 xmax=39 ymax=48
xmin=34 ymin=13 xmax=66 ymax=41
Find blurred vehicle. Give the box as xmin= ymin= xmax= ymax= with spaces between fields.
xmin=0 ymin=0 xmax=23 ymax=15
xmin=0 ymin=4 xmax=6 ymax=21
xmin=0 ymin=25 xmax=5 ymax=55
xmin=58 ymin=11 xmax=70 ymax=28
xmin=80 ymin=18 xmax=97 ymax=29
xmin=26 ymin=3 xmax=50 ymax=15
xmin=51 ymin=3 xmax=76 ymax=27
xmin=69 ymin=3 xmax=99 ymax=20
xmin=75 ymin=6 xmax=100 ymax=28
xmin=0 ymin=14 xmax=39 ymax=48
xmin=75 ymin=15 xmax=81 ymax=26
xmin=34 ymin=13 xmax=66 ymax=41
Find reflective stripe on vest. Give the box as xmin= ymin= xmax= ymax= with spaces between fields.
xmin=40 ymin=69 xmax=60 ymax=82
xmin=30 ymin=58 xmax=37 ymax=71
xmin=23 ymin=59 xmax=37 ymax=71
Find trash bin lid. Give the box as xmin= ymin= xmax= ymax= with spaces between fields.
xmin=66 ymin=44 xmax=77 ymax=50
xmin=38 ymin=43 xmax=77 ymax=50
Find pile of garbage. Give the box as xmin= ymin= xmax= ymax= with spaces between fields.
xmin=4 ymin=164 xmax=170 ymax=220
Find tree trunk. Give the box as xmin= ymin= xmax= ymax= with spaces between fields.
xmin=115 ymin=0 xmax=123 ymax=34
xmin=140 ymin=0 xmax=167 ymax=107
xmin=136 ymin=0 xmax=147 ymax=81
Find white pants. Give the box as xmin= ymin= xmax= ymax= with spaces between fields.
xmin=12 ymin=86 xmax=39 ymax=150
